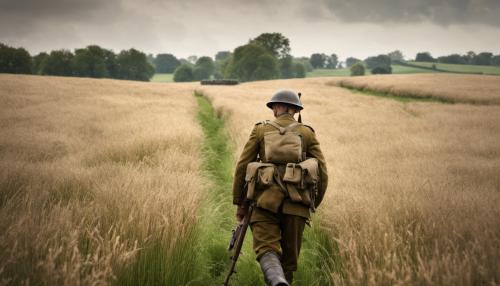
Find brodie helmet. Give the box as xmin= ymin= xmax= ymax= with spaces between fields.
xmin=266 ymin=90 xmax=303 ymax=110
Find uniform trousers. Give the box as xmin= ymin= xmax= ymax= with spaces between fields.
xmin=250 ymin=207 xmax=306 ymax=273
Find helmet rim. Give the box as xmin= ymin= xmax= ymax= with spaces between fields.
xmin=266 ymin=90 xmax=303 ymax=110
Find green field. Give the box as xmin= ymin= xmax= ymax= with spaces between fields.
xmin=409 ymin=61 xmax=500 ymax=75
xmin=306 ymin=68 xmax=352 ymax=77
xmin=306 ymin=64 xmax=435 ymax=78
xmin=391 ymin=64 xmax=438 ymax=74
xmin=151 ymin=62 xmax=500 ymax=82
xmin=151 ymin=73 xmax=174 ymax=82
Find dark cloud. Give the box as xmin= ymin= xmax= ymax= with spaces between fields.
xmin=319 ymin=0 xmax=500 ymax=26
xmin=0 ymin=0 xmax=499 ymax=58
xmin=0 ymin=0 xmax=120 ymax=21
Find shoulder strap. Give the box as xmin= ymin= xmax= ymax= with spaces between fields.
xmin=266 ymin=121 xmax=286 ymax=134
xmin=285 ymin=122 xmax=302 ymax=132
xmin=267 ymin=121 xmax=303 ymax=135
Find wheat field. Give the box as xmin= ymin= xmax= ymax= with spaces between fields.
xmin=0 ymin=74 xmax=204 ymax=285
xmin=1 ymin=73 xmax=499 ymax=285
xmin=200 ymin=75 xmax=500 ymax=285
xmin=330 ymin=74 xmax=500 ymax=104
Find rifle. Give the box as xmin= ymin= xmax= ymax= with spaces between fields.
xmin=223 ymin=202 xmax=254 ymax=286
xmin=298 ymin=92 xmax=302 ymax=123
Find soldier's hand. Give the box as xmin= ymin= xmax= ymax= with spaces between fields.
xmin=236 ymin=205 xmax=247 ymax=222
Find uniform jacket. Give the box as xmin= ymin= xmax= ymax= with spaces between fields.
xmin=232 ymin=113 xmax=328 ymax=218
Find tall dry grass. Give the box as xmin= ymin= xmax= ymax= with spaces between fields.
xmin=200 ymin=75 xmax=500 ymax=285
xmin=0 ymin=75 xmax=204 ymax=285
xmin=330 ymin=74 xmax=500 ymax=104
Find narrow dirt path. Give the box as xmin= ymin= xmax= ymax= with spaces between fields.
xmin=194 ymin=92 xmax=264 ymax=285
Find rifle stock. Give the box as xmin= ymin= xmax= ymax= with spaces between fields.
xmin=223 ymin=203 xmax=253 ymax=286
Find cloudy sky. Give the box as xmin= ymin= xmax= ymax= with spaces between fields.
xmin=1 ymin=0 xmax=499 ymax=60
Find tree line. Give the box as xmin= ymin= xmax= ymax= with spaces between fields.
xmin=0 ymin=43 xmax=155 ymax=81
xmin=172 ymin=33 xmax=307 ymax=82
xmin=415 ymin=51 xmax=500 ymax=66
xmin=2 ymin=38 xmax=500 ymax=82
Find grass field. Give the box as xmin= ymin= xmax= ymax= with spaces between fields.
xmin=330 ymin=74 xmax=500 ymax=104
xmin=152 ymin=63 xmax=438 ymax=83
xmin=1 ymin=73 xmax=499 ymax=285
xmin=409 ymin=61 xmax=500 ymax=75
xmin=0 ymin=75 xmax=204 ymax=285
xmin=151 ymin=73 xmax=174 ymax=82
xmin=200 ymin=75 xmax=500 ymax=285
xmin=306 ymin=64 xmax=435 ymax=78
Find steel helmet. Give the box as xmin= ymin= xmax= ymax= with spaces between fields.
xmin=266 ymin=90 xmax=303 ymax=110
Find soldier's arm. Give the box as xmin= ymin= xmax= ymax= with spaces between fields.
xmin=306 ymin=129 xmax=328 ymax=208
xmin=232 ymin=124 xmax=260 ymax=205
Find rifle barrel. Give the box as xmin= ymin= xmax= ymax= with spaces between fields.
xmin=223 ymin=205 xmax=253 ymax=286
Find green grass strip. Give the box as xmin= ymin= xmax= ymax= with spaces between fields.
xmin=194 ymin=91 xmax=263 ymax=285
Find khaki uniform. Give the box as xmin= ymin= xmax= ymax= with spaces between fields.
xmin=232 ymin=113 xmax=328 ymax=274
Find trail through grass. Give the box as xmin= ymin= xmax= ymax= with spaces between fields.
xmin=194 ymin=91 xmax=341 ymax=285
xmin=194 ymin=91 xmax=262 ymax=285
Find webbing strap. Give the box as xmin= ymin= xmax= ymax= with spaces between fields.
xmin=266 ymin=121 xmax=301 ymax=134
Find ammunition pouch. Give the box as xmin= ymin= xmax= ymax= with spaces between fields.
xmin=282 ymin=158 xmax=319 ymax=211
xmin=245 ymin=162 xmax=275 ymax=200
xmin=245 ymin=158 xmax=319 ymax=212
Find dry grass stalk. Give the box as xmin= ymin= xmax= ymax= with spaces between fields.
xmin=0 ymin=75 xmax=203 ymax=285
xmin=329 ymin=74 xmax=500 ymax=104
xmin=200 ymin=75 xmax=500 ymax=285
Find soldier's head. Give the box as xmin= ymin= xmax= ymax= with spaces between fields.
xmin=270 ymin=103 xmax=299 ymax=117
xmin=266 ymin=90 xmax=303 ymax=118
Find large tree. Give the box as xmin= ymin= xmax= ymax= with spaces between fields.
xmin=187 ymin=55 xmax=198 ymax=64
xmin=387 ymin=50 xmax=404 ymax=62
xmin=474 ymin=52 xmax=493 ymax=66
xmin=193 ymin=56 xmax=215 ymax=80
xmin=364 ymin=54 xmax=391 ymax=70
xmin=415 ymin=52 xmax=435 ymax=62
xmin=350 ymin=62 xmax=365 ymax=76
xmin=492 ymin=55 xmax=500 ymax=66
xmin=32 ymin=52 xmax=48 ymax=74
xmin=72 ymin=45 xmax=110 ymax=78
xmin=226 ymin=43 xmax=279 ymax=81
xmin=294 ymin=57 xmax=313 ymax=72
xmin=154 ymin=54 xmax=180 ymax=73
xmin=292 ymin=62 xmax=306 ymax=78
xmin=437 ymin=54 xmax=466 ymax=64
xmin=215 ymin=51 xmax=231 ymax=61
xmin=102 ymin=49 xmax=118 ymax=78
xmin=279 ymin=55 xmax=294 ymax=79
xmin=0 ymin=43 xmax=32 ymax=74
xmin=465 ymin=51 xmax=476 ymax=64
xmin=326 ymin=54 xmax=338 ymax=69
xmin=345 ymin=57 xmax=361 ymax=67
xmin=40 ymin=50 xmax=74 ymax=76
xmin=116 ymin=48 xmax=154 ymax=81
xmin=310 ymin=53 xmax=327 ymax=69
xmin=173 ymin=64 xmax=194 ymax=82
xmin=250 ymin=33 xmax=290 ymax=59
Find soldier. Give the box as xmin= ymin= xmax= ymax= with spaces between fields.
xmin=232 ymin=90 xmax=328 ymax=286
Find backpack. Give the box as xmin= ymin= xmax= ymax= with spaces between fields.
xmin=244 ymin=120 xmax=319 ymax=211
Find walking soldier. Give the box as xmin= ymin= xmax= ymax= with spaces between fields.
xmin=232 ymin=90 xmax=328 ymax=285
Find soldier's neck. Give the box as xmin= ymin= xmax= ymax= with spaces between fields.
xmin=275 ymin=113 xmax=295 ymax=119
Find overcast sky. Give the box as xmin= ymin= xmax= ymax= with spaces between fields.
xmin=1 ymin=0 xmax=499 ymax=60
